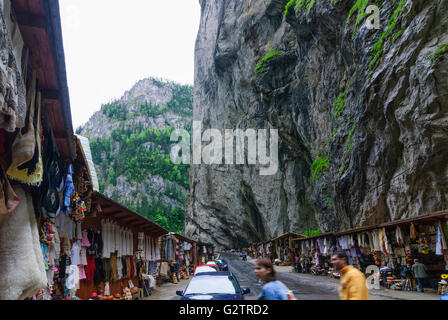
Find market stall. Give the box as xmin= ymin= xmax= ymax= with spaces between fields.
xmin=0 ymin=0 xmax=77 ymax=300
xmin=271 ymin=233 xmax=300 ymax=265
xmin=157 ymin=233 xmax=197 ymax=284
xmin=174 ymin=233 xmax=196 ymax=278
xmin=292 ymin=232 xmax=335 ymax=275
xmin=255 ymin=241 xmax=268 ymax=259
xmin=159 ymin=233 xmax=178 ymax=284
xmin=196 ymin=241 xmax=215 ymax=264
xmin=291 ymin=211 xmax=448 ymax=293
xmin=73 ymin=191 xmax=168 ymax=300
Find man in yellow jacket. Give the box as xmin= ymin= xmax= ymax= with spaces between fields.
xmin=331 ymin=251 xmax=369 ymax=300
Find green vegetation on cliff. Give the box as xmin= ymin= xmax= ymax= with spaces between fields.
xmin=102 ymin=84 xmax=193 ymax=120
xmin=346 ymin=0 xmax=370 ymax=33
xmin=311 ymin=156 xmax=329 ymax=183
xmin=369 ymin=0 xmax=408 ymax=69
xmin=429 ymin=44 xmax=448 ymax=62
xmin=284 ymin=0 xmax=317 ymax=16
xmin=88 ymin=81 xmax=193 ymax=234
xmin=90 ymin=123 xmax=191 ymax=233
xmin=300 ymin=228 xmax=321 ymax=237
xmin=255 ymin=46 xmax=280 ymax=75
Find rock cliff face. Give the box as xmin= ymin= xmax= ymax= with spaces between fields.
xmin=185 ymin=0 xmax=448 ymax=249
xmin=79 ymin=78 xmax=186 ymax=140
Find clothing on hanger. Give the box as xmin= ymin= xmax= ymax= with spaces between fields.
xmin=410 ymin=223 xmax=416 ymax=240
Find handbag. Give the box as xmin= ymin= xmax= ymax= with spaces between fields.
xmin=129 ymin=280 xmax=138 ymax=299
xmin=0 ymin=166 xmax=19 ymax=214
xmin=7 ymin=76 xmax=43 ymax=186
xmin=8 ymin=71 xmax=36 ymax=168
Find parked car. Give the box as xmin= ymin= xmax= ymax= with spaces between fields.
xmin=230 ymin=249 xmax=235 ymax=253
xmin=176 ymin=272 xmax=250 ymax=300
xmin=215 ymin=259 xmax=229 ymax=271
xmin=194 ymin=264 xmax=220 ymax=275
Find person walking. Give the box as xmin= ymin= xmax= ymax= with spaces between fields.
xmin=254 ymin=258 xmax=295 ymax=300
xmin=331 ymin=251 xmax=369 ymax=300
xmin=411 ymin=258 xmax=436 ymax=292
xmin=380 ymin=265 xmax=392 ymax=288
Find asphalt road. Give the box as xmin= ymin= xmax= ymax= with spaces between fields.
xmin=222 ymin=253 xmax=339 ymax=300
xmin=165 ymin=253 xmax=439 ymax=300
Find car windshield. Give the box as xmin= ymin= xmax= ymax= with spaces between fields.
xmin=184 ymin=276 xmax=240 ymax=295
xmin=195 ymin=266 xmax=218 ymax=273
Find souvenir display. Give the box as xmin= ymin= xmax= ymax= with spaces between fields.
xmin=40 ymin=220 xmax=56 ymax=245
xmin=0 ymin=1 xmax=197 ymax=302
xmin=417 ymin=233 xmax=430 ymax=255
xmin=248 ymin=219 xmax=448 ymax=295
xmin=69 ymin=192 xmax=86 ymax=222
xmin=0 ymin=2 xmax=26 ymax=133
xmin=41 ymin=126 xmax=65 ymax=219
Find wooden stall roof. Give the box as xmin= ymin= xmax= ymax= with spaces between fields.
xmin=271 ymin=232 xmax=300 ymax=242
xmin=174 ymin=233 xmax=196 ymax=244
xmin=73 ymin=135 xmax=93 ymax=189
xmin=197 ymin=241 xmax=214 ymax=248
xmin=74 ymin=135 xmax=87 ymax=165
xmin=12 ymin=0 xmax=75 ymax=162
xmin=292 ymin=232 xmax=335 ymax=242
xmin=292 ymin=210 xmax=448 ymax=242
xmin=92 ymin=191 xmax=168 ymax=237
xmin=334 ymin=210 xmax=448 ymax=236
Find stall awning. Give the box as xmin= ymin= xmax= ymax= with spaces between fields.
xmin=74 ymin=135 xmax=100 ymax=192
xmin=292 ymin=232 xmax=334 ymax=242
xmin=271 ymin=232 xmax=301 ymax=242
xmin=92 ymin=191 xmax=169 ymax=238
xmin=292 ymin=210 xmax=448 ymax=242
xmin=174 ymin=233 xmax=196 ymax=244
xmin=335 ymin=210 xmax=448 ymax=236
xmin=12 ymin=0 xmax=75 ymax=162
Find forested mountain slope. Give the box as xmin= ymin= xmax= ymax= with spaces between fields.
xmin=78 ymin=78 xmax=193 ymax=233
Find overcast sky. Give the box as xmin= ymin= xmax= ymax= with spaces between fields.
xmin=59 ymin=0 xmax=201 ymax=129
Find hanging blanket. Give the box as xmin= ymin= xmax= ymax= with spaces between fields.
xmin=0 ymin=0 xmax=26 ymax=132
xmin=155 ymin=237 xmax=161 ymax=260
xmin=0 ymin=184 xmax=47 ymax=300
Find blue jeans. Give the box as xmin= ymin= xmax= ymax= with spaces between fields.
xmin=416 ymin=278 xmax=436 ymax=292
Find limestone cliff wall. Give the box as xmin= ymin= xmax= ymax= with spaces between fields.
xmin=185 ymin=0 xmax=448 ymax=249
